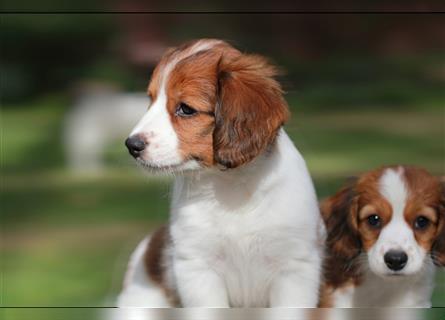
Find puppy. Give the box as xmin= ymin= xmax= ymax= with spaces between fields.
xmin=320 ymin=165 xmax=444 ymax=307
xmin=117 ymin=39 xmax=323 ymax=307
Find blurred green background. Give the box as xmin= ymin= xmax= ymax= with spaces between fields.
xmin=1 ymin=9 xmax=444 ymax=308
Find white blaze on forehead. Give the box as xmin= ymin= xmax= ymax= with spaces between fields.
xmin=376 ymin=167 xmax=412 ymax=249
xmin=379 ymin=167 xmax=408 ymax=218
xmin=130 ymin=86 xmax=172 ymax=136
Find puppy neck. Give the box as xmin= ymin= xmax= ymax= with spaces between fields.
xmin=171 ymin=129 xmax=313 ymax=212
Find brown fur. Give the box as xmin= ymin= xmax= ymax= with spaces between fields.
xmin=430 ymin=178 xmax=445 ymax=266
xmin=167 ymin=49 xmax=223 ymax=167
xmin=432 ymin=215 xmax=445 ymax=266
xmin=319 ymin=165 xmax=445 ymax=306
xmin=144 ymin=225 xmax=167 ymax=285
xmin=318 ymin=285 xmax=334 ymax=308
xmin=214 ymin=53 xmax=290 ymax=168
xmin=143 ymin=225 xmax=180 ymax=306
xmin=403 ymin=168 xmax=445 ymax=266
xmin=320 ymin=183 xmax=362 ymax=289
xmin=147 ymin=39 xmax=290 ymax=169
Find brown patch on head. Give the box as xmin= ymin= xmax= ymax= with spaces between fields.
xmin=354 ymin=170 xmax=394 ymax=252
xmin=150 ymin=39 xmax=289 ymax=169
xmin=402 ymin=167 xmax=445 ymax=266
xmin=432 ymin=177 xmax=445 ymax=266
xmin=166 ymin=46 xmax=230 ymax=167
xmin=148 ymin=40 xmax=222 ymax=102
xmin=432 ymin=206 xmax=445 ymax=266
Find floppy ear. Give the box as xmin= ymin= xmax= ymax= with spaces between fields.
xmin=431 ymin=179 xmax=445 ymax=267
xmin=321 ymin=183 xmax=362 ymax=285
xmin=213 ymin=54 xmax=290 ymax=169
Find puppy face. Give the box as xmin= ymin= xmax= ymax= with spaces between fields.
xmin=323 ymin=166 xmax=445 ymax=278
xmin=126 ymin=39 xmax=289 ymax=172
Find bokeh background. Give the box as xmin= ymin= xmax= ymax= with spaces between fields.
xmin=1 ymin=6 xmax=444 ymax=309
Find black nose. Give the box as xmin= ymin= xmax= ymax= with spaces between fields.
xmin=125 ymin=136 xmax=146 ymax=158
xmin=384 ymin=250 xmax=408 ymax=271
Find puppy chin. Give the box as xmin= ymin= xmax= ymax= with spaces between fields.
xmin=136 ymin=157 xmax=201 ymax=174
xmin=377 ymin=270 xmax=408 ymax=278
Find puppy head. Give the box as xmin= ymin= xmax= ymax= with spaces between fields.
xmin=323 ymin=166 xmax=444 ymax=278
xmin=126 ymin=39 xmax=289 ymax=172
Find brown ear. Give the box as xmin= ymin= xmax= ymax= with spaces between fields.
xmin=322 ymin=183 xmax=362 ymax=286
xmin=432 ymin=179 xmax=445 ymax=267
xmin=322 ymin=185 xmax=361 ymax=260
xmin=213 ymin=54 xmax=290 ymax=169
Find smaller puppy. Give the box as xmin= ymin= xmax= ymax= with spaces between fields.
xmin=320 ymin=165 xmax=444 ymax=307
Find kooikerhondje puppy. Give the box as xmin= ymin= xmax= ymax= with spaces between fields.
xmin=117 ymin=39 xmax=324 ymax=307
xmin=320 ymin=165 xmax=444 ymax=307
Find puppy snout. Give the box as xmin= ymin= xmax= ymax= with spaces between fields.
xmin=384 ymin=250 xmax=408 ymax=271
xmin=125 ymin=135 xmax=147 ymax=158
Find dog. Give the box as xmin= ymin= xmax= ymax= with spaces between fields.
xmin=319 ymin=165 xmax=444 ymax=307
xmin=117 ymin=39 xmax=324 ymax=307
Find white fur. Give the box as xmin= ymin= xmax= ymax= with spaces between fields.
xmin=368 ymin=167 xmax=428 ymax=276
xmin=129 ymin=40 xmax=223 ymax=172
xmin=332 ymin=261 xmax=435 ymax=307
xmin=130 ymin=85 xmax=185 ymax=169
xmin=118 ymin=130 xmax=324 ymax=307
xmin=116 ymin=237 xmax=170 ymax=307
xmin=332 ymin=286 xmax=355 ymax=308
xmin=120 ymin=39 xmax=323 ymax=306
xmin=332 ymin=167 xmax=436 ymax=307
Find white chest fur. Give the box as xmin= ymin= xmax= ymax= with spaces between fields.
xmin=168 ymin=130 xmax=324 ymax=307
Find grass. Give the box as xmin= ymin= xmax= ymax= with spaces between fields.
xmin=1 ymin=89 xmax=444 ymax=308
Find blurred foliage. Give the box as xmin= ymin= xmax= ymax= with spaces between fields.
xmin=285 ymin=55 xmax=445 ymax=110
xmin=1 ymin=15 xmax=118 ymax=101
xmin=2 ymin=13 xmax=445 ymax=103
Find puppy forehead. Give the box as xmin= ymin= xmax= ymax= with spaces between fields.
xmin=378 ymin=166 xmax=441 ymax=208
xmin=355 ymin=167 xmax=411 ymax=223
xmin=162 ymin=40 xmax=224 ymax=79
xmin=378 ymin=167 xmax=408 ymax=216
xmin=358 ymin=166 xmax=440 ymax=219
xmin=148 ymin=39 xmax=226 ymax=97
xmin=403 ymin=166 xmax=442 ymax=203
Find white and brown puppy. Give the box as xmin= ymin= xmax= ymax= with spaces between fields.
xmin=320 ymin=166 xmax=445 ymax=307
xmin=117 ymin=39 xmax=323 ymax=307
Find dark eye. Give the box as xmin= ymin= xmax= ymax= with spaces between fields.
xmin=367 ymin=214 xmax=381 ymax=228
xmin=176 ymin=103 xmax=197 ymax=117
xmin=414 ymin=216 xmax=430 ymax=230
